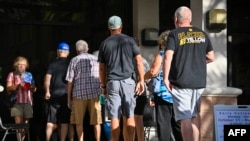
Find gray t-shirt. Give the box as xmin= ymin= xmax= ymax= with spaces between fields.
xmin=98 ymin=33 xmax=140 ymax=80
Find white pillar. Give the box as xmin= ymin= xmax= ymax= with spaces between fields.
xmin=133 ymin=0 xmax=159 ymax=64
xmin=191 ymin=0 xmax=227 ymax=87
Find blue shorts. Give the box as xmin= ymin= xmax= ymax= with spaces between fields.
xmin=106 ymin=77 xmax=136 ymax=118
xmin=171 ymin=86 xmax=204 ymax=121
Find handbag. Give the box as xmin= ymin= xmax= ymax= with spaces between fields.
xmin=1 ymin=90 xmax=17 ymax=109
xmin=7 ymin=92 xmax=17 ymax=108
xmin=147 ymin=50 xmax=166 ymax=93
xmin=147 ymin=74 xmax=161 ymax=93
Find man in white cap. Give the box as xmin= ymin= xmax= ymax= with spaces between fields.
xmin=98 ymin=15 xmax=145 ymax=141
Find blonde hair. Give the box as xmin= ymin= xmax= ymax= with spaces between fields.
xmin=13 ymin=56 xmax=29 ymax=69
xmin=157 ymin=30 xmax=170 ymax=47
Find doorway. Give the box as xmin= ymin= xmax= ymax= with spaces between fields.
xmin=227 ymin=1 xmax=250 ymax=104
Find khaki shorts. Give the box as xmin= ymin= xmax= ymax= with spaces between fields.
xmin=70 ymin=97 xmax=102 ymax=125
xmin=11 ymin=103 xmax=33 ymax=118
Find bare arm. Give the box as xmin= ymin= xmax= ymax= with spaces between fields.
xmin=144 ymin=53 xmax=162 ymax=80
xmin=6 ymin=80 xmax=18 ymax=94
xmin=6 ymin=73 xmax=20 ymax=94
xmin=206 ymin=50 xmax=215 ymax=63
xmin=99 ymin=63 xmax=107 ymax=94
xmin=30 ymin=83 xmax=37 ymax=93
xmin=163 ymin=50 xmax=174 ymax=92
xmin=44 ymin=74 xmax=51 ymax=99
xmin=99 ymin=63 xmax=106 ymax=87
xmin=134 ymin=54 xmax=145 ymax=95
xmin=67 ymin=81 xmax=73 ymax=107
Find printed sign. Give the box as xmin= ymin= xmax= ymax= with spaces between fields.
xmin=214 ymin=105 xmax=250 ymax=141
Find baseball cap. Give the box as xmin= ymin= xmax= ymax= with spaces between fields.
xmin=108 ymin=15 xmax=122 ymax=29
xmin=57 ymin=42 xmax=70 ymax=51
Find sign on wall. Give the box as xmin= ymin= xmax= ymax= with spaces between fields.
xmin=214 ymin=105 xmax=250 ymax=141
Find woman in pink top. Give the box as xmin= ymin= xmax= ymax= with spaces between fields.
xmin=6 ymin=56 xmax=36 ymax=141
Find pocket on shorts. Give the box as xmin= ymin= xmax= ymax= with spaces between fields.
xmin=106 ymin=80 xmax=119 ymax=92
xmin=122 ymin=77 xmax=135 ymax=85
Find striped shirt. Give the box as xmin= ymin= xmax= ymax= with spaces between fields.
xmin=66 ymin=53 xmax=101 ymax=100
xmin=6 ymin=72 xmax=35 ymax=105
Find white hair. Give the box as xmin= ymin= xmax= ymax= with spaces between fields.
xmin=75 ymin=40 xmax=89 ymax=53
xmin=175 ymin=6 xmax=192 ymax=23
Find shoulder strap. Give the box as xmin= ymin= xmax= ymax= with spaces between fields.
xmin=159 ymin=50 xmax=165 ymax=69
xmin=157 ymin=51 xmax=165 ymax=78
xmin=159 ymin=50 xmax=164 ymax=58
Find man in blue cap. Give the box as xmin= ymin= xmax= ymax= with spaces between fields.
xmin=98 ymin=15 xmax=145 ymax=141
xmin=44 ymin=42 xmax=74 ymax=141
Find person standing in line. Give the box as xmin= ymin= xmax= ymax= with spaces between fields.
xmin=6 ymin=56 xmax=37 ymax=141
xmin=66 ymin=40 xmax=102 ymax=141
xmin=44 ymin=42 xmax=74 ymax=141
xmin=163 ymin=6 xmax=215 ymax=141
xmin=144 ymin=30 xmax=182 ymax=141
xmin=132 ymin=37 xmax=150 ymax=141
xmin=98 ymin=15 xmax=145 ymax=141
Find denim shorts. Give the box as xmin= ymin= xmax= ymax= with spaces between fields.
xmin=106 ymin=77 xmax=136 ymax=118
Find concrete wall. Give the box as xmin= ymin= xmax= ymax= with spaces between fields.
xmin=191 ymin=0 xmax=227 ymax=88
xmin=133 ymin=0 xmax=159 ymax=65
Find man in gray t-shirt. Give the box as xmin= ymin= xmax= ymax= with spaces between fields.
xmin=98 ymin=15 xmax=145 ymax=141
